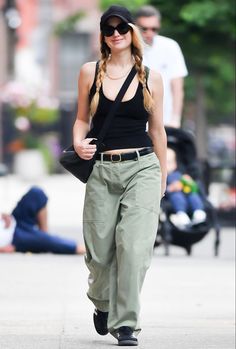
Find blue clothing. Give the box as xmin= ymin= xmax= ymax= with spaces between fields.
xmin=167 ymin=170 xmax=204 ymax=214
xmin=167 ymin=170 xmax=183 ymax=186
xmin=12 ymin=186 xmax=48 ymax=230
xmin=12 ymin=187 xmax=77 ymax=254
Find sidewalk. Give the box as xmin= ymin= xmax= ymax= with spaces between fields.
xmin=0 ymin=175 xmax=235 ymax=348
xmin=0 ymin=232 xmax=234 ymax=349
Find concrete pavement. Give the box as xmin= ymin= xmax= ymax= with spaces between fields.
xmin=0 ymin=234 xmax=234 ymax=349
xmin=0 ymin=175 xmax=235 ymax=348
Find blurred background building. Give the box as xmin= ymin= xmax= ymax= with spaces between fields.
xmin=0 ymin=0 xmax=100 ymax=176
xmin=0 ymin=0 xmax=235 ymax=225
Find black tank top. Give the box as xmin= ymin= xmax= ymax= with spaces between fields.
xmin=88 ymin=64 xmax=153 ymax=151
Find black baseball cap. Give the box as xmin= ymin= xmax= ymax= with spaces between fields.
xmin=100 ymin=5 xmax=134 ymax=30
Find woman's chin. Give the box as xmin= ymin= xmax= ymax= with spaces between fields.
xmin=110 ymin=43 xmax=130 ymax=52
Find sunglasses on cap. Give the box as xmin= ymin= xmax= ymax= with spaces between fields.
xmin=102 ymin=22 xmax=131 ymax=37
xmin=140 ymin=26 xmax=159 ymax=33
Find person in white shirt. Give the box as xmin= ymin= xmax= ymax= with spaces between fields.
xmin=135 ymin=5 xmax=188 ymax=127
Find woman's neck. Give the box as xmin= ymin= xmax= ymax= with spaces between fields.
xmin=108 ymin=50 xmax=134 ymax=69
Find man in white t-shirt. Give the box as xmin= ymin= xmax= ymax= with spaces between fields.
xmin=135 ymin=5 xmax=188 ymax=127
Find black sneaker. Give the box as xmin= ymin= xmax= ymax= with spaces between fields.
xmin=93 ymin=309 xmax=109 ymax=335
xmin=117 ymin=326 xmax=138 ymax=346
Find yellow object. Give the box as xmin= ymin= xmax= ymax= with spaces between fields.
xmin=183 ymin=185 xmax=191 ymax=194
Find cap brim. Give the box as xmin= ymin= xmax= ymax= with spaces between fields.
xmin=101 ymin=14 xmax=129 ymax=27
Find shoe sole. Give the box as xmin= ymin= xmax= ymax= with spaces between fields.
xmin=118 ymin=339 xmax=138 ymax=346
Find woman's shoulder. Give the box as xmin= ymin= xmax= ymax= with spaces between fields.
xmin=145 ymin=68 xmax=163 ymax=94
xmin=144 ymin=66 xmax=162 ymax=83
xmin=149 ymin=69 xmax=163 ymax=84
xmin=81 ymin=61 xmax=97 ymax=73
xmin=79 ymin=61 xmax=98 ymax=82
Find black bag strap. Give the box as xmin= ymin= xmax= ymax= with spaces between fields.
xmin=95 ymin=65 xmax=137 ymax=149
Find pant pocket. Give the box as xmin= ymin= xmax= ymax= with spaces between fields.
xmin=83 ymin=165 xmax=105 ymax=223
xmin=135 ymin=158 xmax=162 ymax=214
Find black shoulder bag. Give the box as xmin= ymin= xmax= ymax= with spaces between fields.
xmin=59 ymin=65 xmax=137 ymax=183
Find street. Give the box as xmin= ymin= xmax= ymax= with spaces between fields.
xmin=0 ymin=175 xmax=235 ymax=349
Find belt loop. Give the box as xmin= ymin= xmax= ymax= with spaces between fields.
xmin=135 ymin=149 xmax=141 ymax=161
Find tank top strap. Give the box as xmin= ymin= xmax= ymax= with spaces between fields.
xmin=89 ymin=61 xmax=100 ymax=100
xmin=144 ymin=65 xmax=150 ymax=92
xmin=144 ymin=65 xmax=151 ymax=92
xmin=144 ymin=65 xmax=150 ymax=79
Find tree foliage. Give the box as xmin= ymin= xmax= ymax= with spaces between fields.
xmin=149 ymin=0 xmax=235 ymax=123
xmin=100 ymin=0 xmax=148 ymax=12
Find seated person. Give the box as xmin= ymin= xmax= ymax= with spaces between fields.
xmin=0 ymin=186 xmax=85 ymax=254
xmin=166 ymin=148 xmax=206 ymax=229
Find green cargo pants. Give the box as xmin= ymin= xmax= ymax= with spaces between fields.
xmin=83 ymin=151 xmax=162 ymax=337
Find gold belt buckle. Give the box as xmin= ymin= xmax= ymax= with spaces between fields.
xmin=111 ymin=154 xmax=122 ymax=163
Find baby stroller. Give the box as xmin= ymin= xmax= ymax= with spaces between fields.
xmin=155 ymin=127 xmax=220 ymax=256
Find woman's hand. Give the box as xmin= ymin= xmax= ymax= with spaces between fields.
xmin=0 ymin=245 xmax=15 ymax=253
xmin=74 ymin=138 xmax=97 ymax=160
xmin=1 ymin=214 xmax=12 ymax=228
xmin=167 ymin=181 xmax=183 ymax=193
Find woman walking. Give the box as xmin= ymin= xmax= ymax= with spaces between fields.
xmin=73 ymin=5 xmax=167 ymax=346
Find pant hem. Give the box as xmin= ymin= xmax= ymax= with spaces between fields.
xmin=87 ymin=293 xmax=109 ymax=312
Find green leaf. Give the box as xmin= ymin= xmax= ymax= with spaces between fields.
xmin=100 ymin=0 xmax=149 ymax=12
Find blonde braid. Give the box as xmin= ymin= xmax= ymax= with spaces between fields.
xmin=134 ymin=53 xmax=153 ymax=113
xmin=90 ymin=58 xmax=107 ymax=116
xmin=90 ymin=34 xmax=111 ymax=117
xmin=129 ymin=23 xmax=154 ymax=113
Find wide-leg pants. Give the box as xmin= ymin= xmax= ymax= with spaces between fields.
xmin=83 ymin=152 xmax=162 ymax=336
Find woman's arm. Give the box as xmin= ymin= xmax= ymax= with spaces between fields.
xmin=1 ymin=213 xmax=12 ymax=228
xmin=148 ymin=70 xmax=167 ymax=196
xmin=37 ymin=206 xmax=48 ymax=232
xmin=73 ymin=62 xmax=97 ymax=160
